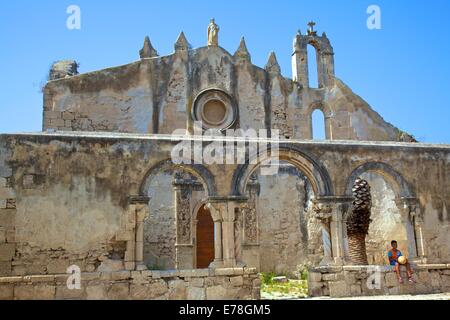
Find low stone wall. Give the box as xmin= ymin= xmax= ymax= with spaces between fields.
xmin=0 ymin=267 xmax=260 ymax=300
xmin=308 ymin=264 xmax=450 ymax=298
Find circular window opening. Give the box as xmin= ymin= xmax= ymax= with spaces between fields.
xmin=201 ymin=99 xmax=227 ymax=126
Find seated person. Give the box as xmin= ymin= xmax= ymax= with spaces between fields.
xmin=388 ymin=240 xmax=414 ymax=284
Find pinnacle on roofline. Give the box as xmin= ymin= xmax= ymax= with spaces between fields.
xmin=265 ymin=51 xmax=280 ymax=74
xmin=174 ymin=31 xmax=191 ymax=51
xmin=234 ymin=37 xmax=251 ymax=62
xmin=139 ymin=36 xmax=158 ymax=59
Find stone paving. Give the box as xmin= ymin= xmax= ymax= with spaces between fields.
xmin=262 ymin=292 xmax=450 ymax=300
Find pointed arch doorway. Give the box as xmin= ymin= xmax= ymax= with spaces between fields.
xmin=196 ymin=204 xmax=215 ymax=268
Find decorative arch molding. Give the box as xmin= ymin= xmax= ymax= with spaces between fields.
xmin=138 ymin=159 xmax=218 ymax=197
xmin=344 ymin=161 xmax=415 ymax=198
xmin=231 ymin=143 xmax=334 ymax=197
xmin=307 ymin=100 xmax=334 ymax=117
xmin=344 ymin=161 xmax=423 ymax=262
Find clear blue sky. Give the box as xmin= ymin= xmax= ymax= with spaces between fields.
xmin=1 ymin=0 xmax=449 ymax=143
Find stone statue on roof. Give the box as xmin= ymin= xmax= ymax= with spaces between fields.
xmin=207 ymin=18 xmax=219 ymax=46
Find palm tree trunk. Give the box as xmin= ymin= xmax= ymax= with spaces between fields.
xmin=347 ymin=233 xmax=369 ymax=265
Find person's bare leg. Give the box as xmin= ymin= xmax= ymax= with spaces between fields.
xmin=395 ymin=263 xmax=403 ymax=283
xmin=405 ymin=261 xmax=414 ymax=281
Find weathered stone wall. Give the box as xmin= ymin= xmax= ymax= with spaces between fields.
xmin=257 ymin=165 xmax=320 ymax=275
xmin=0 ymin=133 xmax=449 ymax=278
xmin=0 ymin=140 xmax=16 ymax=276
xmin=42 ymin=41 xmax=411 ymax=142
xmin=0 ymin=267 xmax=260 ymax=300
xmin=308 ymin=264 xmax=450 ymax=298
xmin=143 ymin=172 xmax=176 ymax=270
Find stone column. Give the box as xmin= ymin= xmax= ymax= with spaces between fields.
xmin=396 ymin=197 xmax=420 ymax=261
xmin=312 ymin=200 xmax=334 ymax=266
xmin=206 ymin=202 xmax=224 ymax=268
xmin=222 ymin=202 xmax=237 ymax=267
xmin=206 ymin=200 xmax=239 ymax=268
xmin=313 ymin=197 xmax=351 ymax=265
xmin=412 ymin=207 xmax=427 ymax=262
xmin=135 ymin=204 xmax=150 ymax=270
xmin=400 ymin=198 xmax=426 ymax=263
xmin=331 ymin=199 xmax=352 ymax=265
xmin=128 ymin=195 xmax=150 ymax=271
xmin=173 ymin=174 xmax=195 ymax=269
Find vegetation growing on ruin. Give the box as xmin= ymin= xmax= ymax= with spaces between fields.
xmin=260 ymin=272 xmax=308 ymax=299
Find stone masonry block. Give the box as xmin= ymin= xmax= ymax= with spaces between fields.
xmin=328 ymin=280 xmax=350 ymax=298
xmin=81 ymin=272 xmax=101 ymax=282
xmin=187 ymin=286 xmax=206 ymax=300
xmin=430 ymin=272 xmax=441 ymax=289
xmin=111 ymin=270 xmax=131 ymax=281
xmin=189 ymin=277 xmax=204 ymax=288
xmin=0 ymin=209 xmax=15 ymax=227
xmin=0 ymin=187 xmax=15 ymax=199
xmin=86 ymin=285 xmax=107 ymax=300
xmin=0 ymin=262 xmax=12 ymax=275
xmin=5 ymin=229 xmax=14 ymax=243
xmin=25 ymin=275 xmax=56 ymax=283
xmin=168 ymin=279 xmax=187 ymax=300
xmin=62 ymin=112 xmax=75 ymax=120
xmin=50 ymin=119 xmax=65 ymax=127
xmin=214 ymin=268 xmax=236 ymax=276
xmin=385 ymin=272 xmax=398 ymax=288
xmin=107 ymin=283 xmax=130 ymax=300
xmin=179 ymin=269 xmax=209 ymax=278
xmin=308 ymin=272 xmax=322 ymax=282
xmin=15 ymin=285 xmax=56 ymax=300
xmin=0 ymin=227 xmax=5 ymax=243
xmin=46 ymin=111 xmax=62 ymax=119
xmin=230 ymin=276 xmax=244 ymax=287
xmin=322 ymin=273 xmax=340 ymax=281
xmin=0 ymin=243 xmax=16 ymax=261
xmin=56 ymin=286 xmax=86 ymax=300
xmin=0 ymin=284 xmax=13 ymax=300
xmin=206 ymin=285 xmax=227 ymax=300
xmin=350 ymin=284 xmax=362 ymax=296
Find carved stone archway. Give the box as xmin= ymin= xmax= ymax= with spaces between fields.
xmin=344 ymin=162 xmax=424 ymax=263
xmin=139 ymin=159 xmax=216 ymax=270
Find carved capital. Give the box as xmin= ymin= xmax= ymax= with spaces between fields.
xmin=128 ymin=195 xmax=150 ymax=221
xmin=205 ymin=202 xmax=223 ymax=222
xmin=395 ymin=197 xmax=421 ymax=222
xmin=312 ymin=200 xmax=333 ymax=222
xmin=135 ymin=204 xmax=150 ymax=222
xmin=128 ymin=195 xmax=150 ymax=205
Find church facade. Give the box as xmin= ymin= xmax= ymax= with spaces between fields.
xmin=0 ymin=21 xmax=449 ymax=299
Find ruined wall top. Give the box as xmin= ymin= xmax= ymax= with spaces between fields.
xmin=42 ymin=20 xmax=415 ymax=142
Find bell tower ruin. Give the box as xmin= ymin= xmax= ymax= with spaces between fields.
xmin=292 ymin=21 xmax=335 ymax=88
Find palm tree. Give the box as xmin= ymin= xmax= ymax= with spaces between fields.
xmin=346 ymin=177 xmax=372 ymax=265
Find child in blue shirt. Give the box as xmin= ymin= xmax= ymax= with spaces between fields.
xmin=388 ymin=240 xmax=414 ymax=284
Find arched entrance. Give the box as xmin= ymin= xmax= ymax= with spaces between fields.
xmin=138 ymin=159 xmax=216 ymax=270
xmin=196 ymin=204 xmax=215 ymax=268
xmin=344 ymin=162 xmax=420 ymax=264
xmin=231 ymin=146 xmax=335 ymax=274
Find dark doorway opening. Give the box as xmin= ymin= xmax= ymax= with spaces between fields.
xmin=196 ymin=204 xmax=215 ymax=268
